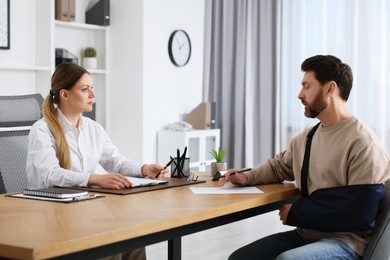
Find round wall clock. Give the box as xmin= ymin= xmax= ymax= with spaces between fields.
xmin=168 ymin=30 xmax=191 ymax=67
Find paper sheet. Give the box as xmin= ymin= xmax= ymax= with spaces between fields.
xmin=126 ymin=176 xmax=168 ymax=187
xmin=190 ymin=186 xmax=263 ymax=194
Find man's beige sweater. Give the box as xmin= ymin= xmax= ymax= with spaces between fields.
xmin=244 ymin=116 xmax=390 ymax=256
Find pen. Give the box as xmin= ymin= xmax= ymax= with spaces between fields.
xmin=170 ymin=156 xmax=178 ymax=176
xmin=177 ymin=149 xmax=183 ymax=177
xmin=217 ymin=168 xmax=252 ymax=179
xmin=180 ymin=146 xmax=187 ymax=175
xmin=156 ymin=158 xmax=175 ymax=178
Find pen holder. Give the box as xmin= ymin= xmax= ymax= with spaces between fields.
xmin=171 ymin=157 xmax=190 ymax=178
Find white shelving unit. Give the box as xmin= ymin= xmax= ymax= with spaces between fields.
xmin=157 ymin=129 xmax=221 ymax=172
xmin=0 ymin=0 xmax=109 ymax=129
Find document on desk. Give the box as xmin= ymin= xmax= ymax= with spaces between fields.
xmin=190 ymin=186 xmax=263 ymax=194
xmin=126 ymin=176 xmax=168 ymax=187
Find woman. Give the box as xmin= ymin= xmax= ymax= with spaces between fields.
xmin=27 ymin=62 xmax=167 ymax=260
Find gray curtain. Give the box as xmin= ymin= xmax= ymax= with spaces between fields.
xmin=203 ymin=0 xmax=280 ymax=168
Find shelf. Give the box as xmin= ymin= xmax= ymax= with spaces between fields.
xmin=0 ymin=65 xmax=52 ymax=72
xmin=87 ymin=69 xmax=106 ymax=74
xmin=55 ymin=20 xmax=107 ymax=31
xmin=0 ymin=1 xmax=109 ymax=129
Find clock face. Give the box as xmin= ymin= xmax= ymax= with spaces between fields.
xmin=168 ymin=30 xmax=191 ymax=67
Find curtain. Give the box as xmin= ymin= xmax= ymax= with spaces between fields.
xmin=204 ymin=0 xmax=390 ymax=169
xmin=278 ymin=0 xmax=390 ymax=152
xmin=203 ymin=0 xmax=280 ymax=168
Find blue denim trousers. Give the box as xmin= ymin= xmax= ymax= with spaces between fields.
xmin=228 ymin=230 xmax=361 ymax=260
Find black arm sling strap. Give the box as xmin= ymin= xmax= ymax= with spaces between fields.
xmin=300 ymin=122 xmax=321 ymax=197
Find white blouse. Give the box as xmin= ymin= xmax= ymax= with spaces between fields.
xmin=26 ymin=109 xmax=142 ymax=189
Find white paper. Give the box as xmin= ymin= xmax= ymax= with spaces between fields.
xmin=126 ymin=177 xmax=168 ymax=187
xmin=190 ymin=186 xmax=263 ymax=194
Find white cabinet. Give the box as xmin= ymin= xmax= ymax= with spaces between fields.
xmin=0 ymin=0 xmax=109 ymax=129
xmin=157 ymin=129 xmax=220 ymax=172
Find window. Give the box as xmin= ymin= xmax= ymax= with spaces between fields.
xmin=278 ymin=0 xmax=390 ymax=151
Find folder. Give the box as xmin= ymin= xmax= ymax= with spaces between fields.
xmin=55 ymin=0 xmax=68 ymax=21
xmin=75 ymin=178 xmax=205 ymax=195
xmin=68 ymin=0 xmax=75 ymax=21
xmin=55 ymin=0 xmax=75 ymax=22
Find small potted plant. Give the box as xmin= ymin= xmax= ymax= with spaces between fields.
xmin=82 ymin=47 xmax=97 ymax=69
xmin=210 ymin=147 xmax=227 ymax=177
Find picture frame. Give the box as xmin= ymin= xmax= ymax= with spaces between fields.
xmin=0 ymin=0 xmax=10 ymax=49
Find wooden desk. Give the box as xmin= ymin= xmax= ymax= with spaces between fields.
xmin=0 ymin=175 xmax=299 ymax=260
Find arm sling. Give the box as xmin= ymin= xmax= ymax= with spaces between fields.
xmin=287 ymin=123 xmax=385 ymax=232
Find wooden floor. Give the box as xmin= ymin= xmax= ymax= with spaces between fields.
xmin=146 ymin=210 xmax=294 ymax=260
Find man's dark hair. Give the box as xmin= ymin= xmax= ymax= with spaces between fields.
xmin=301 ymin=55 xmax=353 ymax=101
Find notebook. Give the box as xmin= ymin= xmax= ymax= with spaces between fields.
xmin=8 ymin=193 xmax=104 ymax=203
xmin=22 ymin=187 xmax=88 ymax=199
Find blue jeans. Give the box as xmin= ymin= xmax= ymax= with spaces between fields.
xmin=228 ymin=230 xmax=361 ymax=260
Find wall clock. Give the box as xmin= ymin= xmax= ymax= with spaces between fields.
xmin=168 ymin=30 xmax=191 ymax=67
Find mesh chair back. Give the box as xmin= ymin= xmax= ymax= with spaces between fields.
xmin=0 ymin=130 xmax=30 ymax=193
xmin=363 ymin=179 xmax=390 ymax=259
xmin=0 ymin=94 xmax=44 ymax=127
xmin=0 ymin=94 xmax=44 ymax=193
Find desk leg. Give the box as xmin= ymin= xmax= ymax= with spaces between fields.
xmin=168 ymin=237 xmax=181 ymax=260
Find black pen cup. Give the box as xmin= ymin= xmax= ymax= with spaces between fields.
xmin=170 ymin=157 xmax=190 ymax=178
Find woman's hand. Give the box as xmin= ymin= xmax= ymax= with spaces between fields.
xmin=88 ymin=173 xmax=133 ymax=189
xmin=141 ymin=164 xmax=169 ymax=179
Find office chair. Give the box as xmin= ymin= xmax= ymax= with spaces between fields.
xmin=363 ymin=179 xmax=390 ymax=260
xmin=0 ymin=94 xmax=44 ymax=194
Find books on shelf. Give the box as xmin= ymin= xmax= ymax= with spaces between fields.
xmin=55 ymin=0 xmax=75 ymax=22
xmin=22 ymin=187 xmax=88 ymax=198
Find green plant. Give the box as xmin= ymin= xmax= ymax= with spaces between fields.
xmin=84 ymin=47 xmax=97 ymax=58
xmin=210 ymin=148 xmax=227 ymax=163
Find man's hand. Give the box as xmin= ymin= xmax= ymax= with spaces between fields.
xmin=279 ymin=204 xmax=292 ymax=225
xmin=88 ymin=173 xmax=133 ymax=189
xmin=218 ymin=169 xmax=248 ymax=186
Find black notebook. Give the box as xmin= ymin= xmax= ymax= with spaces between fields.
xmin=22 ymin=187 xmax=88 ymax=199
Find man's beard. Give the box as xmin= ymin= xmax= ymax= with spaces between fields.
xmin=303 ymin=91 xmax=327 ymax=118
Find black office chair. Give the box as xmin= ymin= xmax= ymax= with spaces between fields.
xmin=0 ymin=94 xmax=44 ymax=193
xmin=363 ymin=179 xmax=390 ymax=260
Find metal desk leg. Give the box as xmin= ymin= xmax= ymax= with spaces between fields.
xmin=168 ymin=237 xmax=181 ymax=260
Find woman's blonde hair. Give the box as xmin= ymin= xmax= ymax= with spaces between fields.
xmin=42 ymin=63 xmax=89 ymax=169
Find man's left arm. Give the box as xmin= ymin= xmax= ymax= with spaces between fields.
xmin=287 ymin=143 xmax=389 ymax=232
xmin=286 ymin=184 xmax=385 ymax=232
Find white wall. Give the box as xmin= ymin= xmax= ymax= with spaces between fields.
xmin=109 ymin=0 xmax=205 ymax=163
xmin=0 ymin=0 xmax=35 ymax=67
xmin=0 ymin=0 xmax=39 ymax=95
xmin=109 ymin=0 xmax=144 ymax=163
xmin=0 ymin=0 xmax=205 ymax=164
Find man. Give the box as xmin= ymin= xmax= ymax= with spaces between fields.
xmin=220 ymin=55 xmax=390 ymax=259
